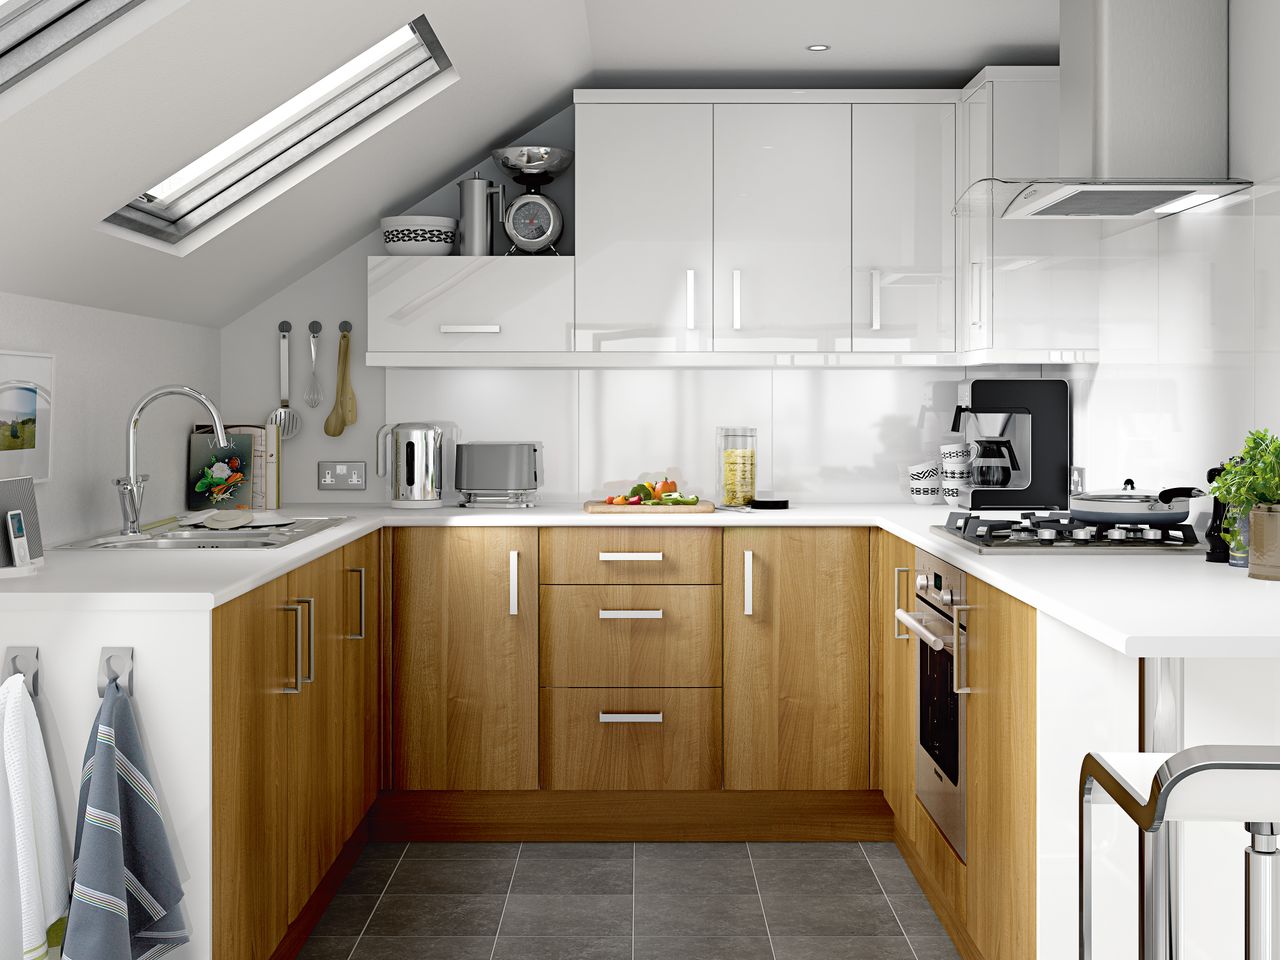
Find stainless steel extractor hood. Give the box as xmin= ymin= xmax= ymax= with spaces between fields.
xmin=1001 ymin=179 xmax=1251 ymax=220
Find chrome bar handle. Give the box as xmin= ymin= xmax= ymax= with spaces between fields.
xmin=599 ymin=610 xmax=663 ymax=620
xmin=297 ymin=597 xmax=316 ymax=683
xmin=509 ymin=550 xmax=519 ymax=616
xmin=439 ymin=324 xmax=501 ymax=334
xmin=348 ymin=567 xmax=366 ymax=639
xmin=892 ymin=567 xmax=914 ymax=639
xmin=599 ymin=712 xmax=663 ymax=723
xmin=685 ymin=269 xmax=696 ymax=331
xmin=894 ymin=608 xmax=944 ymax=651
xmin=953 ymin=604 xmax=973 ymax=695
xmin=732 ymin=269 xmax=742 ymax=330
xmin=599 ymin=552 xmax=663 ymax=562
xmin=743 ymin=549 xmax=754 ymax=616
xmin=283 ymin=605 xmax=304 ymax=694
xmin=870 ymin=268 xmax=882 ymax=331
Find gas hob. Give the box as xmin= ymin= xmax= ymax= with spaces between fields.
xmin=931 ymin=511 xmax=1202 ymax=555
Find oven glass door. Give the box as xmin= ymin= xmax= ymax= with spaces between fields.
xmin=918 ymin=638 xmax=960 ymax=786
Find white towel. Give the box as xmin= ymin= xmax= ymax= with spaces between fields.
xmin=0 ymin=673 xmax=69 ymax=960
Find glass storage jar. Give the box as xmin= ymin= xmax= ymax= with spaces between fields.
xmin=717 ymin=426 xmax=758 ymax=506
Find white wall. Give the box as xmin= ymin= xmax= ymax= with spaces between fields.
xmin=0 ymin=291 xmax=220 ymax=545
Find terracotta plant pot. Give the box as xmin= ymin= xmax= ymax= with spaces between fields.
xmin=1248 ymin=504 xmax=1280 ymax=580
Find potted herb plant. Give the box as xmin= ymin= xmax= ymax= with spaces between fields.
xmin=1211 ymin=428 xmax=1280 ymax=579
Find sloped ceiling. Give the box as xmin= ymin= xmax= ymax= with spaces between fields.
xmin=0 ymin=0 xmax=1057 ymax=327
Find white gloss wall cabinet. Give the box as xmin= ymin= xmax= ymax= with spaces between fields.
xmin=574 ymin=103 xmax=713 ymax=351
xmin=367 ymin=256 xmax=574 ymax=353
xmin=852 ymin=104 xmax=957 ymax=352
xmin=712 ymin=103 xmax=852 ymax=352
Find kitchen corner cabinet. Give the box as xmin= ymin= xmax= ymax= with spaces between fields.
xmin=712 ymin=104 xmax=852 ymax=352
xmin=852 ymin=104 xmax=956 ymax=352
xmin=392 ymin=527 xmax=539 ymax=790
xmin=574 ymin=103 xmax=713 ymax=351
xmin=341 ymin=533 xmax=382 ymax=836
xmin=723 ymin=527 xmax=870 ymax=789
xmin=871 ymin=532 xmax=918 ymax=834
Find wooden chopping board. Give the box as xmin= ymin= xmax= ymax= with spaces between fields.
xmin=583 ymin=500 xmax=716 ymax=514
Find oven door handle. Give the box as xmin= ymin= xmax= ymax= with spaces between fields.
xmin=896 ymin=606 xmax=974 ymax=696
xmin=895 ymin=608 xmax=946 ymax=652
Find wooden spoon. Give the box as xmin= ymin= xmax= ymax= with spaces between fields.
xmin=324 ymin=326 xmax=352 ymax=437
xmin=339 ymin=320 xmax=357 ymax=425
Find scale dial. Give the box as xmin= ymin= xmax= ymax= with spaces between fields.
xmin=503 ymin=194 xmax=563 ymax=253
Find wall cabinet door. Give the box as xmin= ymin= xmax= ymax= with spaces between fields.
xmin=723 ymin=527 xmax=870 ymax=789
xmin=965 ymin=577 xmax=1036 ymax=959
xmin=212 ymin=577 xmax=291 ymax=960
xmin=712 ymin=104 xmax=852 ymax=352
xmin=872 ymin=532 xmax=919 ymax=833
xmin=852 ymin=104 xmax=956 ymax=352
xmin=392 ymin=527 xmax=539 ymax=789
xmin=285 ymin=551 xmax=346 ymax=920
xmin=342 ymin=532 xmax=381 ymax=836
xmin=575 ymin=103 xmax=713 ymax=351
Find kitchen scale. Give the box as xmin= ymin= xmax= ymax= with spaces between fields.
xmin=491 ymin=145 xmax=573 ymax=255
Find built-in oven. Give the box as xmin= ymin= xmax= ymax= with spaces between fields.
xmin=894 ymin=547 xmax=971 ymax=862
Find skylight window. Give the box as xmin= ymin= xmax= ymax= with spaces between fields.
xmin=0 ymin=0 xmax=145 ymax=93
xmin=104 ymin=14 xmax=451 ymax=249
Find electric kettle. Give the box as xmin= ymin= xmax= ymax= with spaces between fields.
xmin=376 ymin=422 xmax=446 ymax=508
xmin=971 ymin=437 xmax=1020 ymax=488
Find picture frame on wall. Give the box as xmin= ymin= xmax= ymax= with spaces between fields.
xmin=0 ymin=350 xmax=54 ymax=482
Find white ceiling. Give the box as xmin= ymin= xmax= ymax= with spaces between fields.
xmin=0 ymin=0 xmax=1057 ymax=327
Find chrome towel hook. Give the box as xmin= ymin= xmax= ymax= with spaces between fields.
xmin=2 ymin=646 xmax=38 ymax=698
xmin=97 ymin=647 xmax=134 ymax=697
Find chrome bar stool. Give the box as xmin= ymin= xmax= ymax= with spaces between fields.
xmin=1080 ymin=745 xmax=1280 ymax=959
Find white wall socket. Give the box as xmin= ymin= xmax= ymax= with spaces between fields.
xmin=317 ymin=461 xmax=367 ymax=491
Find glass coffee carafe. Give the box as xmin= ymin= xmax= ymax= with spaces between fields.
xmin=971 ymin=437 xmax=1020 ymax=488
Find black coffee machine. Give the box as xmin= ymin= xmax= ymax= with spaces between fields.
xmin=950 ymin=378 xmax=1071 ymax=510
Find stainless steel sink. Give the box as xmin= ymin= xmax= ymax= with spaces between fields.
xmin=68 ymin=516 xmax=350 ymax=550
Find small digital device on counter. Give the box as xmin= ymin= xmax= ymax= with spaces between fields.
xmin=6 ymin=509 xmax=30 ymax=566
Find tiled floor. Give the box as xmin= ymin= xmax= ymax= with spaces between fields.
xmin=301 ymin=841 xmax=960 ymax=960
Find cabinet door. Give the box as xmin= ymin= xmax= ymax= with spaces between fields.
xmin=342 ymin=532 xmax=381 ymax=836
xmin=713 ymin=104 xmax=852 ymax=352
xmin=852 ymin=104 xmax=956 ymax=352
xmin=392 ymin=527 xmax=539 ymax=789
xmin=723 ymin=528 xmax=870 ymax=789
xmin=871 ymin=532 xmax=918 ymax=830
xmin=575 ymin=103 xmax=713 ymax=351
xmin=212 ymin=576 xmax=291 ymax=960
xmin=965 ymin=578 xmax=1036 ymax=959
xmin=285 ymin=551 xmax=345 ymax=920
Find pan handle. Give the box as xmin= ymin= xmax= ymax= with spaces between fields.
xmin=1158 ymin=486 xmax=1206 ymax=504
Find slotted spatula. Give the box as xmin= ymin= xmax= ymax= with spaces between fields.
xmin=268 ymin=321 xmax=301 ymax=440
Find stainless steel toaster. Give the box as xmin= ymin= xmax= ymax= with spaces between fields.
xmin=455 ymin=441 xmax=542 ymax=508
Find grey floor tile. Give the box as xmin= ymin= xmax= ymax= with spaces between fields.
xmin=405 ymin=841 xmax=522 ymax=860
xmin=889 ymin=895 xmax=948 ymax=938
xmin=364 ymin=894 xmax=506 ymax=937
xmin=749 ymin=842 xmax=866 ymax=860
xmin=511 ymin=857 xmax=633 ymax=894
xmin=636 ymin=842 xmax=749 ymax=860
xmin=520 ymin=842 xmax=634 ymax=859
xmin=634 ymin=894 xmax=767 ymax=937
xmin=634 ymin=935 xmax=774 ymax=960
xmin=634 ymin=857 xmax=759 ymax=895
xmin=337 ymin=858 xmax=398 ymax=895
xmin=360 ymin=842 xmax=409 ymax=861
xmin=762 ymin=894 xmax=903 ymax=937
xmin=493 ymin=936 xmax=632 ymax=960
xmin=312 ymin=896 xmax=379 ymax=936
xmin=909 ymin=936 xmax=963 ymax=959
xmin=352 ymin=937 xmax=495 ymax=959
xmin=498 ymin=894 xmax=633 ymax=937
xmin=771 ymin=936 xmax=917 ymax=959
xmin=752 ymin=858 xmax=883 ymax=896
xmin=866 ymin=858 xmax=921 ymax=895
xmin=859 ymin=842 xmax=905 ymax=862
xmin=298 ymin=936 xmax=357 ymax=960
xmin=387 ymin=858 xmax=516 ymax=895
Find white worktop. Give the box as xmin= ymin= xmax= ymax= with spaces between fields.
xmin=1 ymin=502 xmax=1274 ymax=658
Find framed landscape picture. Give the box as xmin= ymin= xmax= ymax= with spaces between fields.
xmin=0 ymin=350 xmax=53 ymax=482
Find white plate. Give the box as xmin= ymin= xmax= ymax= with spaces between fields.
xmin=179 ymin=510 xmax=296 ymax=528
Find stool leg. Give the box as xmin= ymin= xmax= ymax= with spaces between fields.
xmin=1246 ymin=823 xmax=1280 ymax=959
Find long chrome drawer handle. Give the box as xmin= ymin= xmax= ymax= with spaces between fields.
xmin=283 ymin=605 xmax=303 ymax=694
xmin=296 ymin=597 xmax=316 ymax=683
xmin=599 ymin=712 xmax=664 ymax=723
xmin=892 ymin=567 xmax=915 ymax=639
xmin=598 ymin=551 xmax=663 ymax=561
xmin=439 ymin=324 xmax=501 ymax=334
xmin=599 ymin=609 xmax=663 ymax=620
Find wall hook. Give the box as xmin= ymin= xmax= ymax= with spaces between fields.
xmin=98 ymin=646 xmax=134 ymax=697
xmin=2 ymin=646 xmax=38 ymax=698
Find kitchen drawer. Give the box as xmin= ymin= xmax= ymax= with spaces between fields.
xmin=539 ymin=528 xmax=721 ymax=585
xmin=367 ymin=256 xmax=574 ymax=353
xmin=541 ymin=585 xmax=722 ymax=687
xmin=540 ymin=687 xmax=722 ymax=790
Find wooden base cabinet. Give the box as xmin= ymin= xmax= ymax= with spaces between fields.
xmin=342 ymin=533 xmax=382 ymax=837
xmin=723 ymin=528 xmax=871 ymax=790
xmin=392 ymin=527 xmax=539 ymax=790
xmin=871 ymin=532 xmax=918 ymax=833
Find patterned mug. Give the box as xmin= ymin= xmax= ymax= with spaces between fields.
xmin=940 ymin=441 xmax=978 ymax=465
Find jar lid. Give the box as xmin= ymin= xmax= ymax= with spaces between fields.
xmin=717 ymin=426 xmax=758 ymax=436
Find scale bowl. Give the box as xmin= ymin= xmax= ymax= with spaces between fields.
xmin=492 ymin=145 xmax=574 ymax=176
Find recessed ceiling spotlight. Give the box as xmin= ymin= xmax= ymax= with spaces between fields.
xmin=806 ymin=43 xmax=831 ymax=52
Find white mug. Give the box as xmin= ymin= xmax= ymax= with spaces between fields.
xmin=939 ymin=441 xmax=978 ymax=465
